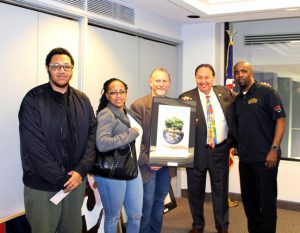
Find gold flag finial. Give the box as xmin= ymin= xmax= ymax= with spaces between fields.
xmin=226 ymin=30 xmax=236 ymax=43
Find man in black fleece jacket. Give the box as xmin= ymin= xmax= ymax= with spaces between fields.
xmin=19 ymin=47 xmax=96 ymax=233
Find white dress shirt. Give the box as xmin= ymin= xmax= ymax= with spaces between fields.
xmin=198 ymin=89 xmax=229 ymax=145
xmin=128 ymin=114 xmax=143 ymax=159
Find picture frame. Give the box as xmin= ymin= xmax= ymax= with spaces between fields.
xmin=149 ymin=96 xmax=196 ymax=167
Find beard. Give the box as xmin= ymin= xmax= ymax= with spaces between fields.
xmin=237 ymin=79 xmax=249 ymax=90
xmin=238 ymin=83 xmax=246 ymax=90
xmin=154 ymin=88 xmax=168 ymax=96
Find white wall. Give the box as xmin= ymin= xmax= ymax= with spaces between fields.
xmin=181 ymin=23 xmax=214 ymax=93
xmin=134 ymin=7 xmax=181 ymax=41
xmin=0 ymin=3 xmax=37 ymax=221
xmin=277 ymin=160 xmax=300 ymax=202
xmin=84 ymin=25 xmax=140 ymax=109
xmin=181 ymin=22 xmax=225 ymax=93
xmin=229 ymin=158 xmax=300 ymax=203
xmin=84 ymin=25 xmax=179 ymax=111
xmin=37 ymin=13 xmax=80 ymax=87
xmin=139 ymin=39 xmax=179 ymax=99
xmin=228 ymin=158 xmax=241 ymax=194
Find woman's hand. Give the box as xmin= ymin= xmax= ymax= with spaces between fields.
xmin=132 ymin=127 xmax=140 ymax=134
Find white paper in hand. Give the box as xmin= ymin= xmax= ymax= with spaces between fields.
xmin=50 ymin=189 xmax=70 ymax=205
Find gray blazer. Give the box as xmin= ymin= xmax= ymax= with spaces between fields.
xmin=130 ymin=94 xmax=177 ymax=183
xmin=96 ymin=103 xmax=139 ymax=152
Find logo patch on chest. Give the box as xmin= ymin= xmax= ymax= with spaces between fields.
xmin=248 ymin=98 xmax=258 ymax=104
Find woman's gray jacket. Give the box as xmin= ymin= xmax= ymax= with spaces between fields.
xmin=96 ymin=103 xmax=139 ymax=152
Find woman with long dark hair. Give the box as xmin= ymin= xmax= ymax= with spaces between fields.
xmin=93 ymin=78 xmax=143 ymax=233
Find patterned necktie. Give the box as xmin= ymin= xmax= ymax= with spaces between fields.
xmin=206 ymin=95 xmax=217 ymax=148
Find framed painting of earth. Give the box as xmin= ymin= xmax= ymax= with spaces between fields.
xmin=149 ymin=96 xmax=196 ymax=167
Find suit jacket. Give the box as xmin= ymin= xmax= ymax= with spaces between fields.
xmin=130 ymin=94 xmax=177 ymax=183
xmin=179 ymin=86 xmax=236 ymax=166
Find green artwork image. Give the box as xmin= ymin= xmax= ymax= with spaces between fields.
xmin=163 ymin=117 xmax=184 ymax=144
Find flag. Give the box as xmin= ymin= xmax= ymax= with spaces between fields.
xmin=0 ymin=223 xmax=4 ymax=233
xmin=225 ymin=30 xmax=235 ymax=91
xmin=225 ymin=30 xmax=236 ymax=170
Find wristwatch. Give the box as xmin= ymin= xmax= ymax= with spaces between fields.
xmin=271 ymin=145 xmax=279 ymax=151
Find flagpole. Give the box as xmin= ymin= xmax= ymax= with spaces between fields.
xmin=225 ymin=30 xmax=239 ymax=208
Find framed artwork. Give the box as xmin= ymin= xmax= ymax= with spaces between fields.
xmin=149 ymin=96 xmax=196 ymax=167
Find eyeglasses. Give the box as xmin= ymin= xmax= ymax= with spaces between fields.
xmin=108 ymin=90 xmax=127 ymax=96
xmin=49 ymin=63 xmax=73 ymax=71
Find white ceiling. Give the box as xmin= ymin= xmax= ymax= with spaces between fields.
xmin=119 ymin=0 xmax=300 ymax=24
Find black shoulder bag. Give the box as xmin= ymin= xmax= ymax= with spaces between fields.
xmin=91 ymin=111 xmax=138 ymax=180
xmin=92 ymin=141 xmax=138 ymax=180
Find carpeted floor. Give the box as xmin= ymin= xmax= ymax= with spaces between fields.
xmin=162 ymin=198 xmax=300 ymax=233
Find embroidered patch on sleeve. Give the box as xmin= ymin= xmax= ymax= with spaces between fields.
xmin=274 ymin=105 xmax=282 ymax=112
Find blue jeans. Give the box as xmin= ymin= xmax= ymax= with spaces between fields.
xmin=140 ymin=167 xmax=171 ymax=233
xmin=94 ymin=170 xmax=143 ymax=233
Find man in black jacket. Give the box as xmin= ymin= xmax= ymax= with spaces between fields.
xmin=19 ymin=47 xmax=97 ymax=233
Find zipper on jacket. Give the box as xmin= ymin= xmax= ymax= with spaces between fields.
xmin=61 ymin=125 xmax=66 ymax=167
xmin=68 ymin=95 xmax=77 ymax=157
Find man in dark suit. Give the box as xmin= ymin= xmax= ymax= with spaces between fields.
xmin=130 ymin=68 xmax=176 ymax=233
xmin=179 ymin=64 xmax=236 ymax=233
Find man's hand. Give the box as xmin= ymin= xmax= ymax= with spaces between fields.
xmin=150 ymin=166 xmax=161 ymax=171
xmin=64 ymin=171 xmax=83 ymax=193
xmin=181 ymin=96 xmax=192 ymax=101
xmin=260 ymin=82 xmax=272 ymax=88
xmin=265 ymin=150 xmax=278 ymax=169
